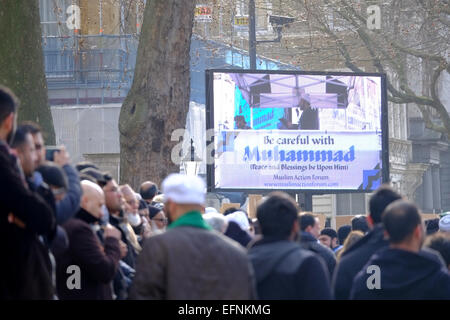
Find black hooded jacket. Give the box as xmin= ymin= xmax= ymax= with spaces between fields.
xmin=332 ymin=224 xmax=388 ymax=300
xmin=299 ymin=231 xmax=336 ymax=277
xmin=248 ymin=238 xmax=332 ymax=299
xmin=350 ymin=247 xmax=450 ymax=299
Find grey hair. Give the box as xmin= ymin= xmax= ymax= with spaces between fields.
xmin=203 ymin=212 xmax=228 ymax=234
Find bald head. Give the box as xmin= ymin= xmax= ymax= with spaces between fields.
xmin=139 ymin=181 xmax=158 ymax=203
xmin=81 ymin=180 xmax=105 ymax=219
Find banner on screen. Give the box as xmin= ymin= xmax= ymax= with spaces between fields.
xmin=206 ymin=70 xmax=388 ymax=192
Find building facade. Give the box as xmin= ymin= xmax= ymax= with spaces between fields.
xmin=40 ymin=0 xmax=449 ymax=219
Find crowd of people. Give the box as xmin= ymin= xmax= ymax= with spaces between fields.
xmin=1 ymin=86 xmax=450 ymax=300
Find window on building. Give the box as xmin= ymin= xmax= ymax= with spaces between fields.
xmin=336 ymin=193 xmax=367 ymax=215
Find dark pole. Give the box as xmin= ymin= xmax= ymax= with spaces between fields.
xmin=297 ymin=192 xmax=313 ymax=212
xmin=304 ymin=193 xmax=313 ymax=212
xmin=190 ymin=138 xmax=194 ymax=161
xmin=249 ymin=0 xmax=256 ymax=70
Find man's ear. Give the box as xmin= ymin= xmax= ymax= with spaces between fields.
xmin=80 ymin=195 xmax=88 ymax=209
xmin=292 ymin=219 xmax=300 ymax=235
xmin=414 ymin=224 xmax=423 ymax=240
xmin=367 ymin=215 xmax=374 ymax=228
xmin=304 ymin=225 xmax=311 ymax=233
xmin=4 ymin=112 xmax=14 ymax=132
xmin=333 ymin=237 xmax=338 ymax=247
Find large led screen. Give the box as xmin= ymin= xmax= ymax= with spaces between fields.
xmin=206 ymin=70 xmax=389 ymax=192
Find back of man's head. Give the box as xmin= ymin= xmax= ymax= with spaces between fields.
xmin=256 ymin=192 xmax=298 ymax=239
xmin=369 ymin=185 xmax=402 ymax=224
xmin=382 ymin=200 xmax=422 ymax=245
xmin=139 ymin=181 xmax=158 ymax=201
xmin=0 ymin=86 xmax=17 ymax=125
xmin=299 ymin=213 xmax=316 ymax=231
xmin=425 ymin=218 xmax=440 ymax=235
xmin=338 ymin=225 xmax=352 ymax=244
xmin=425 ymin=232 xmax=450 ymax=269
xmin=76 ymin=161 xmax=99 ymax=172
xmin=352 ymin=215 xmax=369 ymax=233
xmin=80 ymin=167 xmax=107 ymax=187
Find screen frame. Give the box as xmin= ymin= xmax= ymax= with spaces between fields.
xmin=205 ymin=68 xmax=389 ymax=194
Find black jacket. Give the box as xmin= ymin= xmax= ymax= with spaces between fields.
xmin=299 ymin=231 xmax=336 ymax=277
xmin=332 ymin=224 xmax=388 ymax=300
xmin=248 ymin=238 xmax=332 ymax=299
xmin=0 ymin=141 xmax=56 ymax=299
xmin=224 ymin=221 xmax=252 ymax=248
xmin=350 ymin=247 xmax=450 ymax=299
xmin=299 ymin=108 xmax=319 ymax=130
xmin=56 ymin=209 xmax=121 ymax=300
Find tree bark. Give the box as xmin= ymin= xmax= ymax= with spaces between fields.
xmin=119 ymin=0 xmax=196 ymax=188
xmin=0 ymin=0 xmax=55 ymax=144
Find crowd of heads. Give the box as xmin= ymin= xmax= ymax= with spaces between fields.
xmin=1 ymin=85 xmax=450 ymax=300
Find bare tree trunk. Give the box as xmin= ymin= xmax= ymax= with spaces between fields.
xmin=0 ymin=0 xmax=55 ymax=144
xmin=119 ymin=0 xmax=196 ymax=188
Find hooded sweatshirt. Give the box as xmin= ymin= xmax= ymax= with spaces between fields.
xmin=248 ymin=238 xmax=332 ymax=299
xmin=332 ymin=224 xmax=388 ymax=300
xmin=350 ymin=247 xmax=450 ymax=299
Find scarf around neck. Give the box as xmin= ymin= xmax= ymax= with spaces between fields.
xmin=168 ymin=210 xmax=212 ymax=230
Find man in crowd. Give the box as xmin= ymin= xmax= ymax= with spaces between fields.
xmin=298 ymin=95 xmax=319 ymax=130
xmin=56 ymin=180 xmax=122 ymax=300
xmin=425 ymin=232 xmax=450 ymax=271
xmin=120 ymin=184 xmax=152 ymax=245
xmin=102 ymin=175 xmax=138 ymax=268
xmin=319 ymin=228 xmax=341 ymax=254
xmin=139 ymin=181 xmax=159 ymax=206
xmin=332 ymin=185 xmax=402 ymax=299
xmin=350 ymin=200 xmax=450 ymax=299
xmin=148 ymin=205 xmax=168 ymax=232
xmin=298 ymin=213 xmax=336 ymax=276
xmin=21 ymin=122 xmax=81 ymax=225
xmin=351 ymin=215 xmax=369 ymax=234
xmin=129 ymin=174 xmax=255 ymax=299
xmin=337 ymin=225 xmax=352 ymax=250
xmin=248 ymin=192 xmax=332 ymax=299
xmin=0 ymin=86 xmax=55 ymax=299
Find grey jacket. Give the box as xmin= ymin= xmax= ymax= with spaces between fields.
xmin=129 ymin=226 xmax=256 ymax=300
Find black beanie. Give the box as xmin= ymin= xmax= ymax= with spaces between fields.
xmin=80 ymin=168 xmax=107 ymax=186
xmin=149 ymin=205 xmax=162 ymax=219
xmin=37 ymin=162 xmax=68 ymax=189
xmin=138 ymin=199 xmax=148 ymax=211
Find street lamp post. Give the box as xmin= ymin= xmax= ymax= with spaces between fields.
xmin=182 ymin=138 xmax=202 ymax=176
xmin=248 ymin=0 xmax=294 ymax=70
xmin=249 ymin=0 xmax=257 ymax=70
